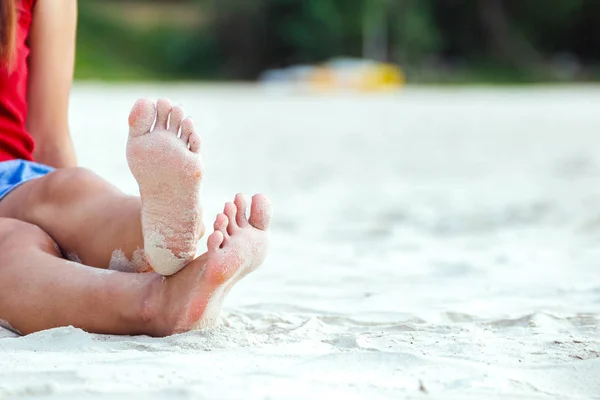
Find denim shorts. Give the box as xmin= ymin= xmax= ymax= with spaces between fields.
xmin=0 ymin=159 xmax=54 ymax=201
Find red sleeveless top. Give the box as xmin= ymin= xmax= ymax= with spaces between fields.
xmin=0 ymin=0 xmax=36 ymax=162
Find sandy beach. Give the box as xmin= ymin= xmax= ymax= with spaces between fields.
xmin=1 ymin=84 xmax=599 ymax=399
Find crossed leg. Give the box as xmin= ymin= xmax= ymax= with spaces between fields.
xmin=0 ymin=193 xmax=272 ymax=336
xmin=0 ymin=97 xmax=273 ymax=336
xmin=0 ymin=99 xmax=204 ymax=275
xmin=0 ymin=218 xmax=156 ymax=335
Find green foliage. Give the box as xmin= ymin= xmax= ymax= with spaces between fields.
xmin=76 ymin=1 xmax=218 ymax=80
xmin=394 ymin=0 xmax=440 ymax=64
xmin=75 ymin=0 xmax=600 ymax=82
xmin=76 ymin=3 xmax=152 ymax=80
xmin=282 ymin=0 xmax=345 ymax=60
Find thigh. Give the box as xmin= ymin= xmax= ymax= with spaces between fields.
xmin=0 ymin=167 xmax=119 ymax=221
xmin=0 ymin=168 xmax=144 ymax=269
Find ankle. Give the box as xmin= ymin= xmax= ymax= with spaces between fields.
xmin=125 ymin=274 xmax=173 ymax=337
xmin=137 ymin=273 xmax=201 ymax=337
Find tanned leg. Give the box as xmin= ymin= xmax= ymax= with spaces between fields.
xmin=0 ymin=218 xmax=155 ymax=335
xmin=0 ymin=194 xmax=271 ymax=336
xmin=0 ymin=99 xmax=204 ymax=274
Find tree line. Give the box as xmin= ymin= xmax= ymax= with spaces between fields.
xmin=78 ymin=0 xmax=600 ymax=82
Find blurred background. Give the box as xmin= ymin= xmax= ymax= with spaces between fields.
xmin=77 ymin=0 xmax=600 ymax=84
xmin=17 ymin=1 xmax=600 ymax=397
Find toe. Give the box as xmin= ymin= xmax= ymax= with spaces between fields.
xmin=155 ymin=98 xmax=172 ymax=130
xmin=234 ymin=193 xmax=249 ymax=226
xmin=128 ymin=98 xmax=156 ymax=138
xmin=248 ymin=194 xmax=273 ymax=231
xmin=168 ymin=105 xmax=185 ymax=135
xmin=180 ymin=118 xmax=196 ymax=147
xmin=207 ymin=230 xmax=224 ymax=252
xmin=223 ymin=202 xmax=238 ymax=235
xmin=189 ymin=131 xmax=201 ymax=153
xmin=214 ymin=213 xmax=229 ymax=239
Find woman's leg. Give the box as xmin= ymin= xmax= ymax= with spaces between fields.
xmin=0 ymin=167 xmax=146 ymax=270
xmin=0 ymin=218 xmax=155 ymax=335
xmin=0 ymin=194 xmax=272 ymax=336
xmin=0 ymin=99 xmax=205 ymax=275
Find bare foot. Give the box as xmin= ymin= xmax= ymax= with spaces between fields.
xmin=127 ymin=98 xmax=205 ymax=276
xmin=149 ymin=194 xmax=272 ymax=335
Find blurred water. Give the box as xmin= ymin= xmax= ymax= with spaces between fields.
xmin=1 ymin=85 xmax=599 ymax=399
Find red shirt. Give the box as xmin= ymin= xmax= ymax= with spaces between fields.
xmin=0 ymin=0 xmax=36 ymax=162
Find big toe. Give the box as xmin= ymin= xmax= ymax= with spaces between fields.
xmin=128 ymin=99 xmax=156 ymax=138
xmin=207 ymin=230 xmax=224 ymax=252
xmin=248 ymin=194 xmax=272 ymax=231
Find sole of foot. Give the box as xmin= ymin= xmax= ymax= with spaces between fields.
xmin=126 ymin=98 xmax=205 ymax=276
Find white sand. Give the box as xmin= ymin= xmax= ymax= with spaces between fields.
xmin=1 ymin=84 xmax=599 ymax=399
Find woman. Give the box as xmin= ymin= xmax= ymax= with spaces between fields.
xmin=0 ymin=0 xmax=272 ymax=336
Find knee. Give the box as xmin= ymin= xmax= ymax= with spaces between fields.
xmin=36 ymin=167 xmax=101 ymax=204
xmin=44 ymin=167 xmax=99 ymax=192
xmin=0 ymin=218 xmax=60 ymax=257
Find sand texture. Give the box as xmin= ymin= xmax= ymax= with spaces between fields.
xmin=1 ymin=85 xmax=599 ymax=399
